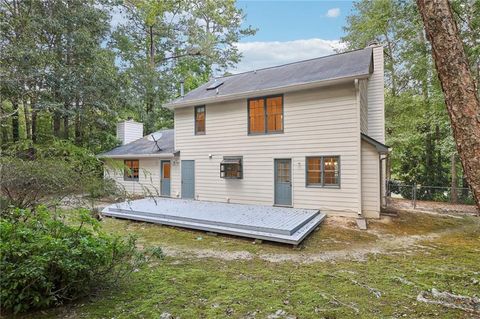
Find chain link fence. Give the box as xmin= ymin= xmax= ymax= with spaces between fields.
xmin=385 ymin=180 xmax=478 ymax=214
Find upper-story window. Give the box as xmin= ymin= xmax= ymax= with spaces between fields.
xmin=248 ymin=95 xmax=283 ymax=134
xmin=195 ymin=105 xmax=206 ymax=135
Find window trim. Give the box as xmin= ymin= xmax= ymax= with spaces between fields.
xmin=247 ymin=94 xmax=284 ymax=135
xmin=124 ymin=159 xmax=139 ymax=181
xmin=305 ymin=156 xmax=341 ymax=188
xmin=220 ymin=156 xmax=243 ymax=179
xmin=194 ymin=105 xmax=206 ymax=135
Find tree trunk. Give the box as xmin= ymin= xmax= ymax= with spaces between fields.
xmin=63 ymin=111 xmax=69 ymax=139
xmin=11 ymin=98 xmax=19 ymax=141
xmin=146 ymin=25 xmax=155 ymax=114
xmin=416 ymin=0 xmax=480 ymax=211
xmin=451 ymin=153 xmax=457 ymax=203
xmin=74 ymin=98 xmax=82 ymax=145
xmin=31 ymin=107 xmax=37 ymax=143
xmin=30 ymin=94 xmax=37 ymax=143
xmin=23 ymin=97 xmax=31 ymax=140
xmin=53 ymin=112 xmax=61 ymax=137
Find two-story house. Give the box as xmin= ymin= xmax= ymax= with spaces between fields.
xmin=100 ymin=44 xmax=388 ymax=219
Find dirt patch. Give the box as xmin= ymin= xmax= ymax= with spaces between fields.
xmin=387 ymin=197 xmax=478 ymax=216
xmin=160 ymin=230 xmax=441 ymax=264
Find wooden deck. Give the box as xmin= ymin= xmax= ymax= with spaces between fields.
xmin=101 ymin=198 xmax=325 ymax=245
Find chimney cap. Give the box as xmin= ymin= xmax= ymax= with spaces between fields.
xmin=367 ymin=40 xmax=380 ymax=47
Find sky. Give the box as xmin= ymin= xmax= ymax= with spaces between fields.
xmin=109 ymin=1 xmax=356 ymax=74
xmin=232 ymin=1 xmax=355 ymax=73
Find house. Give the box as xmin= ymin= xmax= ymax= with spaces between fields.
xmin=100 ymin=44 xmax=388 ymax=219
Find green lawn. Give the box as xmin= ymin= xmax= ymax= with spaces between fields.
xmin=16 ymin=211 xmax=480 ymax=319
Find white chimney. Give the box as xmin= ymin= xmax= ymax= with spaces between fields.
xmin=116 ymin=119 xmax=143 ymax=145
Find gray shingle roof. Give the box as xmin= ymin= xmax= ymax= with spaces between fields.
xmin=167 ymin=47 xmax=373 ymax=107
xmin=98 ymin=129 xmax=175 ymax=158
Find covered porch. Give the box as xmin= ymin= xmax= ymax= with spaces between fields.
xmin=101 ymin=198 xmax=326 ymax=245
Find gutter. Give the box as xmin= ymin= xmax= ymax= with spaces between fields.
xmin=165 ymin=74 xmax=370 ymax=109
xmin=361 ymin=133 xmax=390 ymax=154
xmin=97 ymin=153 xmax=176 ymax=159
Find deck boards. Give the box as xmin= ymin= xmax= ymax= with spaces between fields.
xmin=102 ymin=198 xmax=325 ymax=244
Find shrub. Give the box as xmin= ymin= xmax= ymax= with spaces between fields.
xmin=0 ymin=206 xmax=163 ymax=314
xmin=0 ymin=157 xmax=119 ymax=211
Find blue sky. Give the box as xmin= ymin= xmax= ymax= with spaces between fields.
xmin=110 ymin=1 xmax=356 ymax=74
xmin=237 ymin=1 xmax=354 ymax=42
xmin=232 ymin=1 xmax=354 ymax=73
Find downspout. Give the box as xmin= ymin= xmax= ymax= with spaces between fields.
xmin=354 ymin=79 xmax=363 ymax=217
xmin=380 ymin=154 xmax=389 ymax=208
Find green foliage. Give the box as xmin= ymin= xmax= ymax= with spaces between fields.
xmin=111 ymin=0 xmax=256 ymax=133
xmin=342 ymin=0 xmax=478 ymax=187
xmin=0 ymin=149 xmax=117 ymax=210
xmin=0 ymin=157 xmax=78 ymax=210
xmin=0 ymin=206 xmax=163 ymax=314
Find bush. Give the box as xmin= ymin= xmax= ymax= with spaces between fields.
xmin=0 ymin=206 xmax=162 ymax=314
xmin=0 ymin=157 xmax=119 ymax=211
xmin=0 ymin=158 xmax=78 ymax=210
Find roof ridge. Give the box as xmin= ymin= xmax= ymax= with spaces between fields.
xmin=215 ymin=47 xmax=370 ymax=80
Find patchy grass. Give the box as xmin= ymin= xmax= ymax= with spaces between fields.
xmin=12 ymin=212 xmax=480 ymax=319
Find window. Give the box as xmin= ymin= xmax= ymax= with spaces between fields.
xmin=306 ymin=156 xmax=340 ymax=187
xmin=195 ymin=105 xmax=205 ymax=135
xmin=124 ymin=160 xmax=139 ymax=181
xmin=220 ymin=157 xmax=243 ymax=179
xmin=248 ymin=95 xmax=283 ymax=134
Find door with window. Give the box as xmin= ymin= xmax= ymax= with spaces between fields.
xmin=181 ymin=160 xmax=195 ymax=199
xmin=274 ymin=159 xmax=292 ymax=206
xmin=161 ymin=160 xmax=171 ymax=196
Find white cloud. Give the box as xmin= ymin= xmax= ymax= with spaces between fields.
xmin=326 ymin=8 xmax=341 ymax=18
xmin=229 ymin=38 xmax=344 ymax=74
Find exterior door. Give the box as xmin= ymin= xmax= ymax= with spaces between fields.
xmin=181 ymin=160 xmax=195 ymax=199
xmin=161 ymin=160 xmax=171 ymax=196
xmin=274 ymin=159 xmax=292 ymax=206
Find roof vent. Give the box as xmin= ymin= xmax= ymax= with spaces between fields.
xmin=206 ymin=80 xmax=223 ymax=90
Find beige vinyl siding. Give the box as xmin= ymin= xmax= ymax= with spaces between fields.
xmin=173 ymin=83 xmax=362 ymax=216
xmin=116 ymin=121 xmax=143 ymax=145
xmin=361 ymin=140 xmax=380 ymax=218
xmin=359 ymin=79 xmax=369 ymax=134
xmin=367 ymin=45 xmax=385 ymax=143
xmin=104 ymin=158 xmax=161 ymax=195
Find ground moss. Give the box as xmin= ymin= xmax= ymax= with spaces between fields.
xmin=14 ymin=212 xmax=480 ymax=319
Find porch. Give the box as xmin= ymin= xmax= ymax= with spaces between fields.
xmin=101 ymin=198 xmax=326 ymax=245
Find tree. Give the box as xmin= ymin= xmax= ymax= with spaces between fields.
xmin=342 ymin=0 xmax=454 ymax=194
xmin=111 ymin=0 xmax=255 ymax=133
xmin=416 ymin=0 xmax=480 ymax=210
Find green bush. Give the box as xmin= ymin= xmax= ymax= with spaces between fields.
xmin=0 ymin=206 xmax=162 ymax=314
